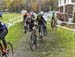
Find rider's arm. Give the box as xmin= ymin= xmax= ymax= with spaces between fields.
xmin=36 ymin=17 xmax=38 ymax=24
xmin=42 ymin=17 xmax=47 ymax=24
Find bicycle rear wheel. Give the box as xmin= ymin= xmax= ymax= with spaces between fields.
xmin=5 ymin=42 xmax=13 ymax=57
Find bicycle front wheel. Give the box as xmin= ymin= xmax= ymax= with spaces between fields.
xmin=30 ymin=34 xmax=37 ymax=51
xmin=5 ymin=42 xmax=13 ymax=57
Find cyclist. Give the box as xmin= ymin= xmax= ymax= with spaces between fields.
xmin=25 ymin=16 xmax=37 ymax=46
xmin=24 ymin=15 xmax=36 ymax=33
xmin=23 ymin=10 xmax=28 ymax=22
xmin=26 ymin=16 xmax=35 ymax=31
xmin=0 ymin=21 xmax=8 ymax=55
xmin=24 ymin=12 xmax=31 ymax=33
xmin=30 ymin=11 xmax=35 ymax=19
xmin=51 ymin=12 xmax=57 ymax=29
xmin=36 ymin=13 xmax=47 ymax=36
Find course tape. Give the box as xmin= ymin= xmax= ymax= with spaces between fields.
xmin=56 ymin=25 xmax=75 ymax=35
xmin=4 ymin=15 xmax=23 ymax=28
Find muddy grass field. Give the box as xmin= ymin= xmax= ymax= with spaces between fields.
xmin=3 ymin=13 xmax=74 ymax=57
xmin=13 ymin=24 xmax=75 ymax=57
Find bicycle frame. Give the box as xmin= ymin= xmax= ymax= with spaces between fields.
xmin=29 ymin=26 xmax=37 ymax=51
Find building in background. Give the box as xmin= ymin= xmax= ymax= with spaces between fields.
xmin=57 ymin=0 xmax=75 ymax=22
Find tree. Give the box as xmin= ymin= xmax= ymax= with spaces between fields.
xmin=8 ymin=0 xmax=23 ymax=12
xmin=5 ymin=0 xmax=12 ymax=7
xmin=0 ymin=0 xmax=58 ymax=12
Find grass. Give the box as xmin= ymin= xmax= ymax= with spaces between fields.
xmin=33 ymin=24 xmax=75 ymax=57
xmin=6 ymin=22 xmax=24 ymax=48
xmin=56 ymin=28 xmax=75 ymax=57
xmin=1 ymin=14 xmax=75 ymax=57
xmin=0 ymin=13 xmax=23 ymax=49
xmin=2 ymin=13 xmax=21 ymax=22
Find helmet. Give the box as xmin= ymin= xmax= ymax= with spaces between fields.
xmin=24 ymin=10 xmax=27 ymax=14
xmin=39 ymin=11 xmax=44 ymax=15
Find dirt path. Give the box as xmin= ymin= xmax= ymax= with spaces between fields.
xmin=13 ymin=30 xmax=67 ymax=57
xmin=13 ymin=33 xmax=39 ymax=57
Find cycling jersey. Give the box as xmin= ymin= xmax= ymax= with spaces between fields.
xmin=36 ymin=15 xmax=47 ymax=33
xmin=36 ymin=15 xmax=46 ymax=25
xmin=0 ymin=22 xmax=8 ymax=50
xmin=25 ymin=16 xmax=35 ymax=31
xmin=0 ymin=23 xmax=7 ymax=31
xmin=0 ymin=22 xmax=8 ymax=38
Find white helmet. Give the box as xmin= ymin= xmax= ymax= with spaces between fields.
xmin=24 ymin=10 xmax=27 ymax=13
xmin=40 ymin=11 xmax=44 ymax=15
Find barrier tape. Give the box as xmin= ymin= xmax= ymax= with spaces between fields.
xmin=4 ymin=15 xmax=23 ymax=28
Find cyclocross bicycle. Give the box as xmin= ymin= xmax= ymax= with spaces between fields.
xmin=29 ymin=26 xmax=37 ymax=51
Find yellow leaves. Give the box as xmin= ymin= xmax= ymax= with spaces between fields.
xmin=15 ymin=0 xmax=21 ymax=3
xmin=5 ymin=0 xmax=12 ymax=7
xmin=31 ymin=2 xmax=38 ymax=11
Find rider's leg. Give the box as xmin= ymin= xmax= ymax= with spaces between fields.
xmin=1 ymin=29 xmax=8 ymax=51
xmin=24 ymin=22 xmax=28 ymax=33
xmin=2 ymin=39 xmax=7 ymax=49
xmin=0 ymin=29 xmax=8 ymax=56
xmin=38 ymin=26 xmax=41 ymax=36
xmin=0 ymin=42 xmax=3 ymax=52
xmin=43 ymin=24 xmax=47 ymax=31
xmin=24 ymin=25 xmax=27 ymax=33
xmin=44 ymin=25 xmax=47 ymax=35
xmin=2 ymin=38 xmax=7 ymax=56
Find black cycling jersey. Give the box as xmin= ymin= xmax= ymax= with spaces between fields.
xmin=0 ymin=22 xmax=8 ymax=38
xmin=36 ymin=15 xmax=46 ymax=25
xmin=0 ymin=23 xmax=7 ymax=33
xmin=26 ymin=19 xmax=34 ymax=25
xmin=0 ymin=22 xmax=8 ymax=49
xmin=26 ymin=19 xmax=35 ymax=31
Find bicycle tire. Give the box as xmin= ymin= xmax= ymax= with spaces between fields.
xmin=0 ymin=43 xmax=3 ymax=57
xmin=5 ymin=42 xmax=13 ymax=57
xmin=29 ymin=34 xmax=37 ymax=51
